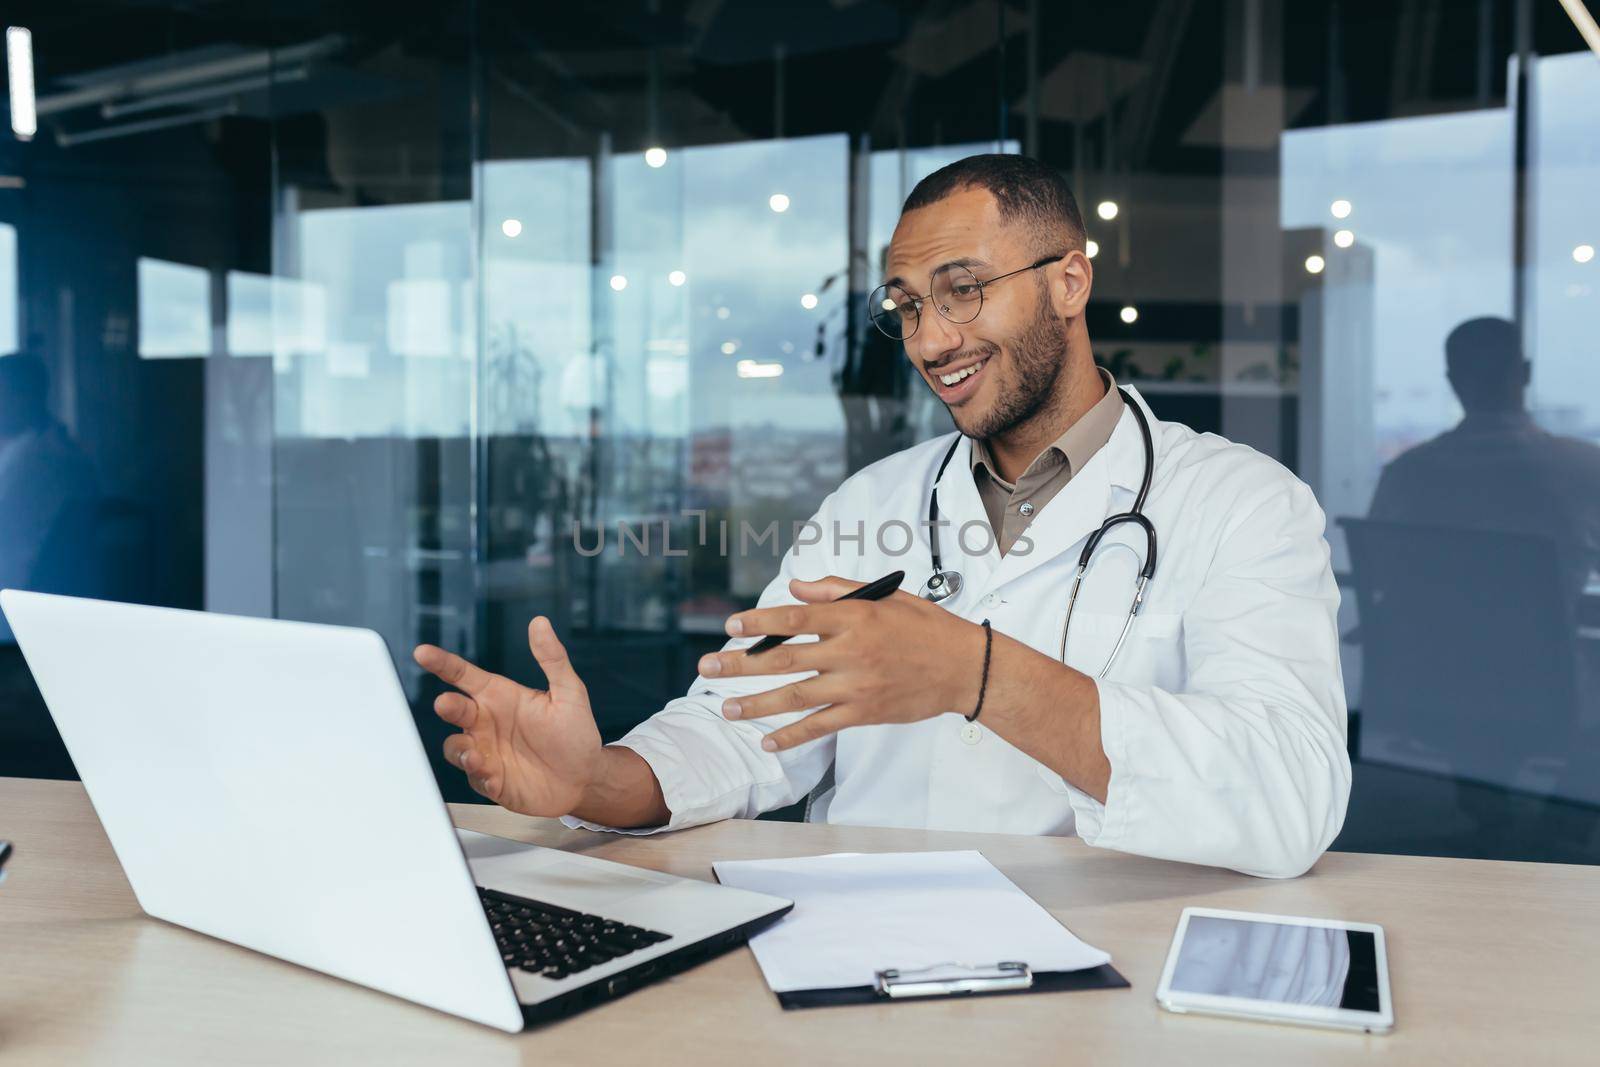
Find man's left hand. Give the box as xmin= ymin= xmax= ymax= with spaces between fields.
xmin=696 ymin=576 xmax=987 ymax=752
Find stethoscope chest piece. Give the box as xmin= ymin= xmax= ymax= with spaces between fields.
xmin=920 ymin=569 xmax=963 ymax=603
xmin=920 ymin=388 xmax=1159 ymax=675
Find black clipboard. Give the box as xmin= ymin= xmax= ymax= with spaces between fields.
xmin=773 ymin=959 xmax=1130 ymax=1010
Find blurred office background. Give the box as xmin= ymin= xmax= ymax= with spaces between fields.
xmin=1 ymin=0 xmax=1596 ymax=864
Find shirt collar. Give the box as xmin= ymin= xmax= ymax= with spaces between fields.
xmin=970 ymin=367 xmax=1124 ymax=489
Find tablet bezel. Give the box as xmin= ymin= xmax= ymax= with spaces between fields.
xmin=1155 ymin=906 xmax=1394 ymax=1034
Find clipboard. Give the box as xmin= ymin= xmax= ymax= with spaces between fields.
xmin=776 ymin=959 xmax=1130 ymax=1010
xmin=712 ymin=850 xmax=1131 ymax=1011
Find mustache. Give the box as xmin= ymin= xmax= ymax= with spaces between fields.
xmin=923 ymin=343 xmax=1000 ymax=374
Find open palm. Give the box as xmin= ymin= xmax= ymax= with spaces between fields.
xmin=414 ymin=616 xmax=601 ymax=818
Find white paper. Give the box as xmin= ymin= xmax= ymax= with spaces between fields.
xmin=712 ymin=850 xmax=1111 ymax=993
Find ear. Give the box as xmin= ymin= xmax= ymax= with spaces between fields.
xmin=1050 ymin=248 xmax=1093 ymax=320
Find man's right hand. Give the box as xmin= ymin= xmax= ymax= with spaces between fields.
xmin=414 ymin=616 xmax=602 ymax=818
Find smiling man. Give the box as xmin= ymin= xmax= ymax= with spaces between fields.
xmin=417 ymin=154 xmax=1351 ymax=878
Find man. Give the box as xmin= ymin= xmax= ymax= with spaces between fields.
xmin=1366 ymin=316 xmax=1600 ymax=814
xmin=417 ymin=155 xmax=1350 ymax=878
xmin=1370 ymin=316 xmax=1600 ymax=591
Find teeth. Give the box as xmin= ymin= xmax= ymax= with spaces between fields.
xmin=939 ymin=359 xmax=986 ymax=386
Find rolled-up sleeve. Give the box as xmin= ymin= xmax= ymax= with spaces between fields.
xmin=1066 ymin=476 xmax=1352 ymax=878
xmin=562 ymin=493 xmax=853 ymax=836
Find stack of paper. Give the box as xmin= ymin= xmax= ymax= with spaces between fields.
xmin=712 ymin=850 xmax=1112 ymax=994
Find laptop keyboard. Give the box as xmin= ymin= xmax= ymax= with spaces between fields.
xmin=477 ymin=886 xmax=672 ymax=981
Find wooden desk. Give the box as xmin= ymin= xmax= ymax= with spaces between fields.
xmin=2 ymin=777 xmax=1596 ymax=1065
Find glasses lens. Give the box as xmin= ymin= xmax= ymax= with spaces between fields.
xmin=931 ymin=264 xmax=983 ymax=324
xmin=868 ymin=283 xmax=918 ymax=339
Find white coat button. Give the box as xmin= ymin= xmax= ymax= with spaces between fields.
xmin=960 ymin=721 xmax=982 ymax=745
xmin=983 ymin=592 xmax=999 ymax=608
xmin=1018 ymin=501 xmax=1035 ymax=517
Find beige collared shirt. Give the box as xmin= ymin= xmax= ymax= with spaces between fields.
xmin=971 ymin=367 xmax=1125 ymax=555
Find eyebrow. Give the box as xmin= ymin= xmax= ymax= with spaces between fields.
xmin=880 ymin=256 xmax=994 ymax=293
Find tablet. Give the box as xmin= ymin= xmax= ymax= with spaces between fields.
xmin=1155 ymin=907 xmax=1393 ymax=1034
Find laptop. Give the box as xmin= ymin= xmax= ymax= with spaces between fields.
xmin=0 ymin=590 xmax=792 ymax=1031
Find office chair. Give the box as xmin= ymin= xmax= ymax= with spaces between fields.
xmin=1338 ymin=517 xmax=1593 ymax=840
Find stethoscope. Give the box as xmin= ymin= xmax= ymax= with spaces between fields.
xmin=920 ymin=388 xmax=1158 ymax=679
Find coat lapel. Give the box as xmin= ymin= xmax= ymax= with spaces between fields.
xmin=985 ymin=387 xmax=1155 ymax=592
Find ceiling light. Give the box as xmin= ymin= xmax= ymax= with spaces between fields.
xmin=668 ymin=270 xmax=687 ymax=286
xmin=1305 ymin=255 xmax=1326 ymax=274
xmin=1119 ymin=305 xmax=1138 ymax=324
xmin=768 ymin=193 xmax=790 ymax=213
xmin=7 ymin=28 xmax=36 ymax=141
xmin=644 ymin=146 xmax=667 ymax=168
xmin=1333 ymin=229 xmax=1355 ymax=249
xmin=737 ymin=359 xmax=783 ymax=379
xmin=500 ymin=218 xmax=522 ymax=238
xmin=609 ymin=274 xmax=628 ymax=291
xmin=716 ymin=306 xmax=731 ymax=319
xmin=800 ymin=293 xmax=818 ymax=310
xmin=1330 ymin=199 xmax=1352 ymax=219
xmin=720 ymin=340 xmax=738 ymax=355
xmin=1085 ymin=239 xmax=1100 ymax=259
xmin=1574 ymin=244 xmax=1596 ymax=264
xmin=1096 ymin=200 xmax=1119 ymax=221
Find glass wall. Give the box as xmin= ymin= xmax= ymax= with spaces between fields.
xmin=1273 ymin=3 xmax=1600 ymax=861
xmin=2 ymin=0 xmax=1595 ymax=863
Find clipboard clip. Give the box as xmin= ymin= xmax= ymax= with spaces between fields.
xmin=874 ymin=961 xmax=1034 ymax=999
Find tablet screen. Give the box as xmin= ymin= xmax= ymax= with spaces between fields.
xmin=1169 ymin=916 xmax=1381 ymax=1012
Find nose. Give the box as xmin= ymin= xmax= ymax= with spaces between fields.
xmin=908 ymin=305 xmax=963 ymax=369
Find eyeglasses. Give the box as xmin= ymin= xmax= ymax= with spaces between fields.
xmin=868 ymin=253 xmax=1065 ymax=341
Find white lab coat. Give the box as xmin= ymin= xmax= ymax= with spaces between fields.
xmin=568 ymin=388 xmax=1351 ymax=878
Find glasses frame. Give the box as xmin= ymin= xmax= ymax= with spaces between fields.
xmin=869 ymin=252 xmax=1067 ymax=340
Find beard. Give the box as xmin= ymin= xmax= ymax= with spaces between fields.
xmin=948 ymin=299 xmax=1068 ymax=441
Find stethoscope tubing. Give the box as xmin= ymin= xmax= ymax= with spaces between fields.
xmin=923 ymin=388 xmax=1158 ymax=678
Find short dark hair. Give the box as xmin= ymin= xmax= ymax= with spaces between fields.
xmin=901 ymin=154 xmax=1085 ymax=253
xmin=1445 ymin=316 xmax=1519 ymax=369
xmin=1445 ymin=316 xmax=1525 ymax=411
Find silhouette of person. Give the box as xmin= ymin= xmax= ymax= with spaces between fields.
xmin=1363 ymin=318 xmax=1600 ymax=849
xmin=1369 ymin=317 xmax=1600 ymax=593
xmin=0 ymin=354 xmax=97 ymax=641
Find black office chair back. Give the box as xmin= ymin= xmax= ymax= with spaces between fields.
xmin=1338 ymin=517 xmax=1581 ymax=795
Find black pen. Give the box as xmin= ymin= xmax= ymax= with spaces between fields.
xmin=744 ymin=570 xmax=907 ymax=656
